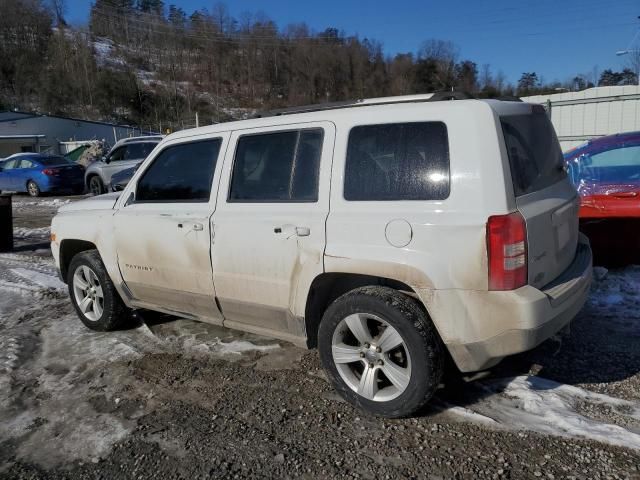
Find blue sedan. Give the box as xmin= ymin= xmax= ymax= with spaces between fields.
xmin=0 ymin=153 xmax=85 ymax=196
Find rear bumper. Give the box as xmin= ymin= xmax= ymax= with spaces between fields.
xmin=421 ymin=234 xmax=593 ymax=372
xmin=41 ymin=178 xmax=84 ymax=193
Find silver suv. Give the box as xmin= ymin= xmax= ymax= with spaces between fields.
xmin=84 ymin=136 xmax=162 ymax=195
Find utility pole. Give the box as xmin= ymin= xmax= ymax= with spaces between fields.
xmin=615 ymin=16 xmax=640 ymax=85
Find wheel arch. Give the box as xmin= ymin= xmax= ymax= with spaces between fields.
xmin=59 ymin=239 xmax=98 ymax=283
xmin=25 ymin=178 xmax=37 ymax=190
xmin=304 ymin=272 xmax=426 ymax=348
xmin=85 ymin=172 xmax=103 ymax=189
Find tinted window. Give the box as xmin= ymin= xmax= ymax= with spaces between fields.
xmin=344 ymin=122 xmax=450 ymax=201
xmin=18 ymin=159 xmax=34 ymax=168
xmin=124 ymin=142 xmax=156 ymax=160
xmin=501 ymin=112 xmax=565 ymax=196
xmin=229 ymin=129 xmax=323 ymax=202
xmin=108 ymin=146 xmax=126 ymax=162
xmin=38 ymin=156 xmax=73 ymax=166
xmin=590 ymin=145 xmax=640 ymax=167
xmin=136 ymin=139 xmax=221 ymax=202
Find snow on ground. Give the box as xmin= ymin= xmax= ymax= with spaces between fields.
xmin=13 ymin=198 xmax=70 ymax=208
xmin=0 ymin=251 xmax=288 ymax=467
xmin=11 ymin=267 xmax=65 ymax=290
xmin=448 ymin=375 xmax=640 ymax=450
xmin=11 ymin=227 xmax=50 ymax=240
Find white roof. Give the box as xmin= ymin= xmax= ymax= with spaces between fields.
xmin=167 ymin=96 xmax=530 ymax=141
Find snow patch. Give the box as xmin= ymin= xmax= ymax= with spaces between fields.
xmin=472 ymin=375 xmax=640 ymax=449
xmin=12 ymin=226 xmax=51 ymax=239
xmin=213 ymin=339 xmax=280 ymax=355
xmin=15 ymin=198 xmax=70 ymax=208
xmin=11 ymin=268 xmax=65 ymax=290
xmin=437 ymin=402 xmax=499 ymax=426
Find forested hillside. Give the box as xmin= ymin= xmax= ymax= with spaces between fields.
xmin=0 ymin=0 xmax=636 ymax=132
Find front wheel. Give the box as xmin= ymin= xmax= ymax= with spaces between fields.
xmin=89 ymin=176 xmax=104 ymax=196
xmin=68 ymin=250 xmax=129 ymax=331
xmin=318 ymin=286 xmax=444 ymax=418
xmin=27 ymin=180 xmax=40 ymax=197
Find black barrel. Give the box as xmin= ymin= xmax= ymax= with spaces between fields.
xmin=0 ymin=194 xmax=13 ymax=252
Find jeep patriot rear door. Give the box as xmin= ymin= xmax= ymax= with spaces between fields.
xmin=211 ymin=123 xmax=334 ymax=342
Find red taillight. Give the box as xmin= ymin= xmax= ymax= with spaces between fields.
xmin=42 ymin=168 xmax=63 ymax=176
xmin=487 ymin=212 xmax=527 ymax=291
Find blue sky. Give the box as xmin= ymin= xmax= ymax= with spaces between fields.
xmin=65 ymin=0 xmax=639 ymax=84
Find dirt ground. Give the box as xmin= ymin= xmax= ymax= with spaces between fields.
xmin=1 ymin=194 xmax=639 ymax=479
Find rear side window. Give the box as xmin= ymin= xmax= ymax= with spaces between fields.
xmin=229 ymin=129 xmax=323 ymax=202
xmin=590 ymin=145 xmax=640 ymax=167
xmin=125 ymin=142 xmax=157 ymax=160
xmin=344 ymin=122 xmax=450 ymax=201
xmin=38 ymin=156 xmax=72 ymax=166
xmin=501 ymin=112 xmax=565 ymax=196
xmin=136 ymin=139 xmax=221 ymax=202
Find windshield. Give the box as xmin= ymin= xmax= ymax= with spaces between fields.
xmin=38 ymin=156 xmax=75 ymax=166
xmin=501 ymin=112 xmax=566 ymax=196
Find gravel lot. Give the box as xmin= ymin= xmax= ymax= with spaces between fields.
xmin=1 ymin=194 xmax=639 ymax=479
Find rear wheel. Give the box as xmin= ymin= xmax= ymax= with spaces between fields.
xmin=68 ymin=250 xmax=129 ymax=331
xmin=89 ymin=176 xmax=104 ymax=196
xmin=318 ymin=286 xmax=444 ymax=418
xmin=27 ymin=180 xmax=40 ymax=197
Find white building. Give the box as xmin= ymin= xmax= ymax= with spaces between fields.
xmin=522 ymin=86 xmax=640 ymax=151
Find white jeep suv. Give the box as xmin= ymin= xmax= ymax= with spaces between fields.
xmin=51 ymin=94 xmax=592 ymax=417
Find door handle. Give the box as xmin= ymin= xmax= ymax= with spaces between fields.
xmin=177 ymin=222 xmax=204 ymax=231
xmin=273 ymin=225 xmax=310 ymax=237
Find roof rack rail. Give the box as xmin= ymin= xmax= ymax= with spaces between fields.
xmin=254 ymin=100 xmax=363 ymax=118
xmin=496 ymin=95 xmax=523 ymax=102
xmin=427 ymin=91 xmax=475 ymax=101
xmin=253 ymin=91 xmax=481 ymax=118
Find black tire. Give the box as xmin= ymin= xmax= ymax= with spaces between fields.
xmin=67 ymin=250 xmax=129 ymax=331
xmin=27 ymin=180 xmax=41 ymax=197
xmin=89 ymin=176 xmax=104 ymax=196
xmin=318 ymin=286 xmax=444 ymax=418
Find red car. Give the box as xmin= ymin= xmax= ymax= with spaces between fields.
xmin=564 ymin=131 xmax=640 ymax=265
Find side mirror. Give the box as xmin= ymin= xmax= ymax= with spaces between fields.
xmin=103 ymin=156 xmax=111 ymax=164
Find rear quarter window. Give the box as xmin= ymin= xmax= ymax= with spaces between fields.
xmin=344 ymin=122 xmax=450 ymax=201
xmin=501 ymin=112 xmax=566 ymax=196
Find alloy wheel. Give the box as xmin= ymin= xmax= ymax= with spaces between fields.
xmin=90 ymin=177 xmax=102 ymax=196
xmin=72 ymin=265 xmax=104 ymax=322
xmin=331 ymin=313 xmax=412 ymax=402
